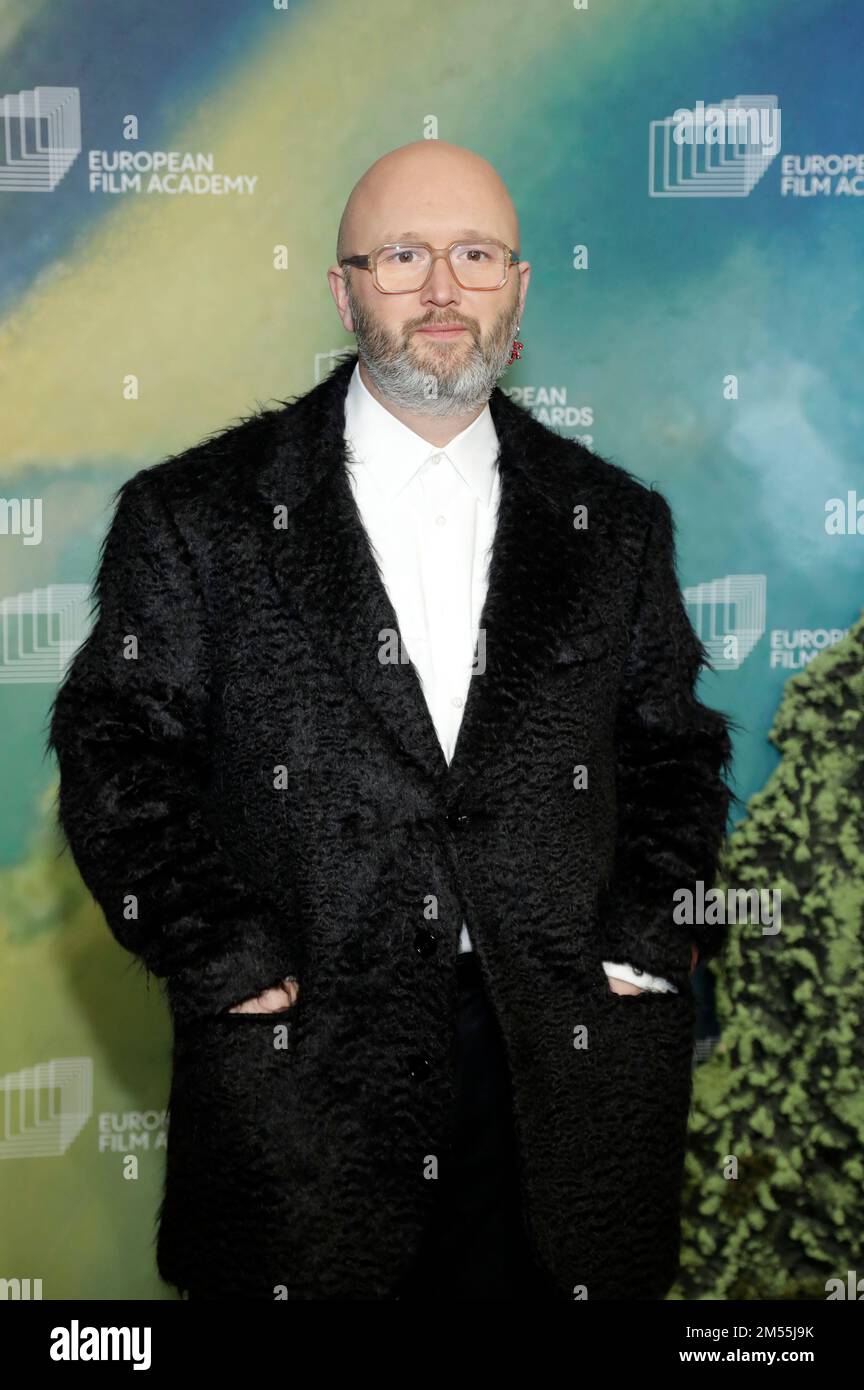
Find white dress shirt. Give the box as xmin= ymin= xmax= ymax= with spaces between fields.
xmin=343 ymin=362 xmax=675 ymax=994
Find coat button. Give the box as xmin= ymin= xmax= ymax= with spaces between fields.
xmin=413 ymin=926 xmax=438 ymax=957
xmin=406 ymin=1055 xmax=431 ymax=1081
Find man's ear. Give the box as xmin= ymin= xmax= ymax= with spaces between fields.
xmin=327 ymin=266 xmax=354 ymax=332
xmin=690 ymin=943 xmax=699 ymax=974
xmin=516 ymin=258 xmax=531 ymax=321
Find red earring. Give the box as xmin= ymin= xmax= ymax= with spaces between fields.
xmin=507 ymin=326 xmax=524 ymax=366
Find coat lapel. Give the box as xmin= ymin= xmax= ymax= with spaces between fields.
xmin=250 ymin=352 xmax=604 ymax=791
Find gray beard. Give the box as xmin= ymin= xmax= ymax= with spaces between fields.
xmin=346 ymin=286 xmax=521 ymax=417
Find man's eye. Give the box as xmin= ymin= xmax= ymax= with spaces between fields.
xmin=382 ymin=249 xmax=421 ymax=264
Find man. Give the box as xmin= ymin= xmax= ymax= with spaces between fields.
xmin=48 ymin=140 xmax=733 ymax=1301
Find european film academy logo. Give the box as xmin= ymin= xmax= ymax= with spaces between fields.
xmin=683 ymin=574 xmax=766 ymax=671
xmin=0 ymin=1058 xmax=92 ymax=1159
xmin=649 ymin=95 xmax=781 ymax=198
xmin=0 ymin=585 xmax=91 ymax=685
xmin=1 ymin=84 xmax=257 ymax=194
xmin=0 ymin=86 xmax=81 ymax=191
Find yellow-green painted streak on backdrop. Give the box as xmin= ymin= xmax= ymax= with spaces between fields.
xmin=0 ymin=0 xmax=53 ymax=54
xmin=0 ymin=0 xmax=573 ymax=472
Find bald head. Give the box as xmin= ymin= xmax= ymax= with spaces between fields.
xmin=336 ymin=141 xmax=520 ymax=264
xmin=328 ymin=140 xmax=529 ymax=424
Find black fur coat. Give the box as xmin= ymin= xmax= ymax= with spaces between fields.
xmin=48 ymin=350 xmax=733 ymax=1300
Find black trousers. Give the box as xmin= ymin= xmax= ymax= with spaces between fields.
xmin=395 ymin=950 xmax=555 ymax=1300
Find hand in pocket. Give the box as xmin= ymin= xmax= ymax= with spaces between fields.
xmin=606 ymin=976 xmax=645 ymax=996
xmin=228 ymin=978 xmax=299 ymax=1014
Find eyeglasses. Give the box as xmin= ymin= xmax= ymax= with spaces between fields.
xmin=340 ymin=238 xmax=520 ymax=294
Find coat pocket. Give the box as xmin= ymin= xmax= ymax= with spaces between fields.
xmin=173 ymin=1000 xmax=300 ymax=1037
xmin=220 ymin=1001 xmax=300 ymax=1023
xmin=160 ymin=1001 xmax=315 ymax=1297
xmin=169 ymin=988 xmax=305 ymax=1129
xmin=592 ymin=960 xmax=688 ymax=1002
xmin=544 ymin=967 xmax=697 ymax=1297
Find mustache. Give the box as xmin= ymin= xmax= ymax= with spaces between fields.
xmin=411 ymin=316 xmax=476 ymax=333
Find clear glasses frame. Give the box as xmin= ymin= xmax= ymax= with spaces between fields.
xmin=339 ymin=237 xmax=521 ymax=293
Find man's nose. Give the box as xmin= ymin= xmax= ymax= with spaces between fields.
xmin=420 ymin=254 xmax=461 ymax=307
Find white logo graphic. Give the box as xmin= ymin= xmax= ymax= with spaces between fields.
xmin=0 ymin=584 xmax=91 ymax=684
xmin=0 ymin=1058 xmax=92 ymax=1158
xmin=0 ymin=86 xmax=81 ymax=191
xmin=683 ymin=574 xmax=767 ymax=670
xmin=782 ymin=153 xmax=864 ymax=198
xmin=649 ymin=95 xmax=781 ymax=197
xmin=769 ymin=629 xmax=847 ymax=670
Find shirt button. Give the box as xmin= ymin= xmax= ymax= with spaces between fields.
xmin=451 ymin=695 xmax=463 ymax=708
xmin=435 ymin=515 xmax=447 ymax=526
xmin=429 ymin=454 xmax=442 ymax=466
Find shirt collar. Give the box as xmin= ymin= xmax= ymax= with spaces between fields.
xmin=343 ymin=360 xmax=499 ymax=505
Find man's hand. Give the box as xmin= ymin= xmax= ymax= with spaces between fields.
xmin=607 ymin=976 xmax=644 ymax=996
xmin=607 ymin=945 xmax=699 ymax=997
xmin=228 ymin=979 xmax=299 ymax=1014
